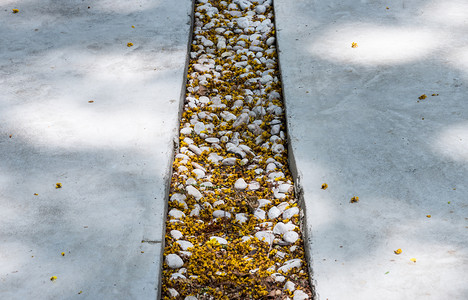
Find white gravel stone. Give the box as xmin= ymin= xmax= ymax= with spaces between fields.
xmin=284 ymin=280 xmax=296 ymax=292
xmin=248 ymin=181 xmax=261 ymax=190
xmin=194 ymin=122 xmax=206 ymax=134
xmin=258 ymin=199 xmax=271 ymax=208
xmin=221 ymin=111 xmax=237 ymax=121
xmin=170 ymin=230 xmax=183 ymax=240
xmin=210 ymin=236 xmax=228 ymax=245
xmin=205 ymin=137 xmax=220 ymax=143
xmin=277 ymin=202 xmax=289 ymax=212
xmin=234 ymin=178 xmax=248 ymax=190
xmin=293 ymin=290 xmax=309 ymax=300
xmin=213 ymin=210 xmax=232 ymax=218
xmin=273 ymin=222 xmax=297 ymax=235
xmin=171 ymin=273 xmax=187 ymax=280
xmin=222 ymin=157 xmax=237 ymax=165
xmin=208 ymin=153 xmax=223 ymax=164
xmin=168 ymin=288 xmax=179 ymax=297
xmin=186 ymin=185 xmax=203 ymax=200
xmin=188 ymin=144 xmax=203 ymax=156
xmin=185 ymin=297 xmax=198 ymax=300
xmin=232 ymin=112 xmax=250 ymax=128
xmin=255 ymin=4 xmax=266 ymax=14
xmin=175 ymin=240 xmax=194 ymax=251
xmin=180 ymin=127 xmax=193 ymax=135
xmin=272 ymin=273 xmax=286 ymax=283
xmin=169 ymin=209 xmax=185 ymax=219
xmin=278 ymin=258 xmax=302 ymax=273
xmin=236 ymin=0 xmax=252 ymax=10
xmin=266 ymin=36 xmax=275 ymax=46
xmin=254 ymin=208 xmax=266 ymax=220
xmin=192 ymin=169 xmax=205 ymax=179
xmin=283 ymin=206 xmax=299 ymax=219
xmin=267 ymin=206 xmax=282 ymax=219
xmin=166 ymin=254 xmax=184 ymax=269
xmin=283 ymin=231 xmax=299 ymax=244
xmin=255 ymin=231 xmax=274 ymax=243
xmin=236 ymin=213 xmax=248 ymax=223
xmin=278 ymin=183 xmax=292 ymax=193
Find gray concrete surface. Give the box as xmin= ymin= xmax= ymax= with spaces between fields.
xmin=0 ymin=1 xmax=191 ymax=299
xmin=275 ymin=0 xmax=468 ymax=299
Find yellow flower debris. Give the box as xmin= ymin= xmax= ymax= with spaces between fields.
xmin=350 ymin=196 xmax=359 ymax=203
xmin=394 ymin=248 xmax=402 ymax=255
xmin=12 ymin=9 xmax=19 ymax=14
xmin=127 ymin=42 xmax=133 ymax=47
xmin=55 ymin=183 xmax=62 ymax=189
xmin=321 ymin=183 xmax=328 ymax=190
xmin=410 ymin=258 xmax=417 ymax=263
xmin=418 ymin=94 xmax=427 ymax=100
xmin=426 ymin=215 xmax=431 ymax=218
xmin=351 ymin=42 xmax=358 ymax=48
xmin=50 ymin=276 xmax=57 ymax=281
xmin=161 ymin=0 xmax=312 ymax=298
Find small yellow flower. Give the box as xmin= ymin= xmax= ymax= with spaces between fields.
xmin=127 ymin=42 xmax=134 ymax=47
xmin=55 ymin=183 xmax=62 ymax=189
xmin=131 ymin=25 xmax=135 ymax=28
xmin=50 ymin=276 xmax=57 ymax=281
xmin=321 ymin=183 xmax=328 ymax=190
xmin=12 ymin=9 xmax=19 ymax=14
xmin=426 ymin=215 xmax=431 ymax=218
xmin=351 ymin=42 xmax=358 ymax=48
xmin=418 ymin=94 xmax=427 ymax=100
xmin=34 ymin=193 xmax=38 ymax=196
xmin=410 ymin=258 xmax=417 ymax=263
xmin=350 ymin=196 xmax=359 ymax=203
xmin=61 ymin=252 xmax=65 ymax=256
xmin=394 ymin=248 xmax=402 ymax=255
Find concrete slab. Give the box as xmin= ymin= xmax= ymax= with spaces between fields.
xmin=0 ymin=1 xmax=191 ymax=299
xmin=275 ymin=0 xmax=468 ymax=299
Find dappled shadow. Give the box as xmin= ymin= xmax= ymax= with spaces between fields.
xmin=275 ymin=0 xmax=468 ymax=299
xmin=0 ymin=0 xmax=191 ymax=299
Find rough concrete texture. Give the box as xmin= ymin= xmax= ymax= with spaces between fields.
xmin=275 ymin=0 xmax=468 ymax=299
xmin=0 ymin=1 xmax=191 ymax=299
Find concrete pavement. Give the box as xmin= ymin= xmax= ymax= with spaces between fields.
xmin=275 ymin=0 xmax=468 ymax=299
xmin=0 ymin=1 xmax=191 ymax=299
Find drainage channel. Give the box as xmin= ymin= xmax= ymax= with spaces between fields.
xmin=161 ymin=0 xmax=313 ymax=299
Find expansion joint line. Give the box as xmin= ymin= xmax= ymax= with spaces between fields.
xmin=161 ymin=0 xmax=312 ymax=299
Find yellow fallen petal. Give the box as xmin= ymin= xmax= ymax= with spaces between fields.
xmin=55 ymin=183 xmax=62 ymax=189
xmin=418 ymin=94 xmax=427 ymax=100
xmin=410 ymin=258 xmax=417 ymax=263
xmin=61 ymin=252 xmax=65 ymax=256
xmin=350 ymin=196 xmax=359 ymax=203
xmin=321 ymin=183 xmax=328 ymax=190
xmin=351 ymin=42 xmax=358 ymax=48
xmin=127 ymin=42 xmax=134 ymax=47
xmin=426 ymin=215 xmax=431 ymax=218
xmin=12 ymin=9 xmax=19 ymax=13
xmin=50 ymin=276 xmax=57 ymax=281
xmin=394 ymin=248 xmax=402 ymax=255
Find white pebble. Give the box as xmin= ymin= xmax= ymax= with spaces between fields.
xmin=279 ymin=183 xmax=292 ymax=193
xmin=255 ymin=4 xmax=266 ymax=14
xmin=278 ymin=258 xmax=302 ymax=273
xmin=283 ymin=206 xmax=299 ymax=219
xmin=267 ymin=206 xmax=282 ymax=219
xmin=236 ymin=213 xmax=248 ymax=223
xmin=213 ymin=210 xmax=232 ymax=218
xmin=293 ymin=290 xmax=309 ymax=300
xmin=254 ymin=208 xmax=266 ymax=220
xmin=255 ymin=231 xmax=274 ymax=243
xmin=210 ymin=236 xmax=228 ymax=245
xmin=186 ymin=185 xmax=203 ymax=200
xmin=175 ymin=240 xmax=194 ymax=251
xmin=234 ymin=178 xmax=248 ymax=190
xmin=273 ymin=222 xmax=297 ymax=235
xmin=283 ymin=231 xmax=299 ymax=244
xmin=165 ymin=254 xmax=184 ymax=269
xmin=170 ymin=230 xmax=183 ymax=240
xmin=169 ymin=209 xmax=185 ymax=219
xmin=168 ymin=288 xmax=179 ymax=297
xmin=284 ymin=281 xmax=296 ymax=292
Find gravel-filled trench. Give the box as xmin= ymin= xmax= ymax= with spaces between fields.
xmin=161 ymin=0 xmax=313 ymax=299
